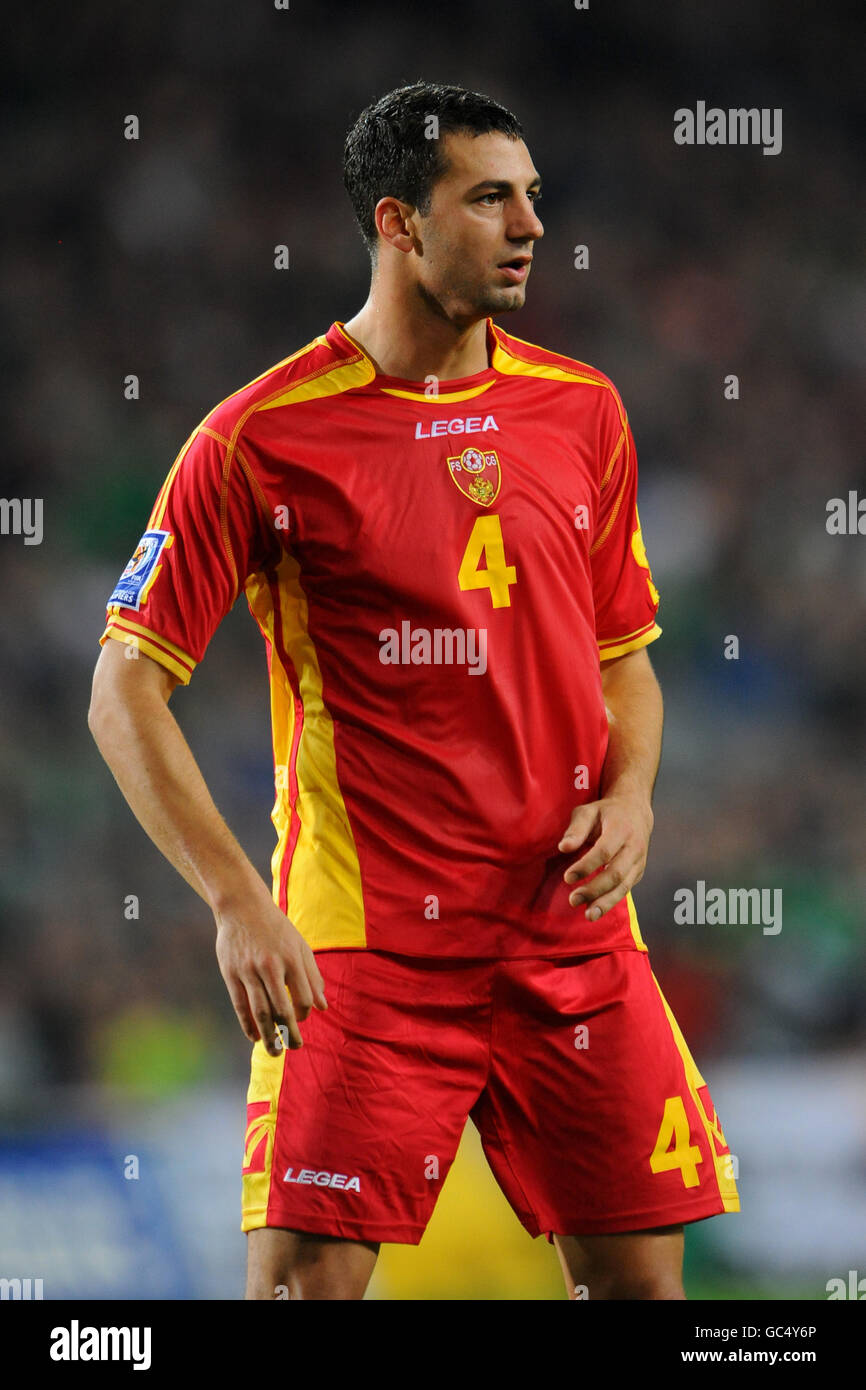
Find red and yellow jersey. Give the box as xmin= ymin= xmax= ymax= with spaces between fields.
xmin=100 ymin=318 xmax=661 ymax=958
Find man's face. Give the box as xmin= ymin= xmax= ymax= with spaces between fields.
xmin=406 ymin=131 xmax=544 ymax=324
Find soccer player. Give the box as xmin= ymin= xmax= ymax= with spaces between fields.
xmin=88 ymin=81 xmax=739 ymax=1300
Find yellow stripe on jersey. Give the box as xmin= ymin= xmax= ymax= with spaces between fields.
xmin=651 ymin=973 xmax=740 ymax=1212
xmin=332 ymin=321 xmax=498 ymax=402
xmin=198 ymin=425 xmax=231 ymax=448
xmin=625 ymin=891 xmax=649 ymax=953
xmin=490 ymin=325 xmax=637 ymax=558
xmin=150 ymin=333 xmax=334 ymax=532
xmin=255 ymin=353 xmax=376 ymax=412
xmin=245 ymin=553 xmax=367 ymax=950
xmin=600 ymin=427 xmax=626 ymax=491
xmin=243 ymin=567 xmax=298 ymax=929
xmin=99 ymin=617 xmax=196 ymax=684
xmin=380 ymin=380 xmax=497 ymax=404
xmin=240 ymin=1041 xmax=286 ymax=1231
xmin=591 ymin=418 xmax=631 ymax=556
xmin=490 ymin=321 xmax=631 ymax=435
xmin=598 ymin=622 xmax=662 ymax=662
xmin=233 ymin=334 xmax=332 ymax=395
xmin=490 ymin=327 xmax=620 ymax=393
xmin=149 ymin=427 xmax=199 ymax=531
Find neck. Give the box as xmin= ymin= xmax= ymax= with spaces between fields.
xmin=342 ymin=281 xmax=491 ymax=381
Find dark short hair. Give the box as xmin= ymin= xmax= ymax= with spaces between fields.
xmin=343 ymin=81 xmax=525 ymax=260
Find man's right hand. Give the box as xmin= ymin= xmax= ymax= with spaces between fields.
xmin=214 ymin=894 xmax=328 ymax=1056
xmin=88 ymin=639 xmax=328 ymax=1060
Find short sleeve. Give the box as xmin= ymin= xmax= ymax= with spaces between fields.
xmin=592 ymin=400 xmax=661 ymax=661
xmin=99 ymin=425 xmax=278 ymax=683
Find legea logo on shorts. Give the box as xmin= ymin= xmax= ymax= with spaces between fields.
xmin=283 ymin=1165 xmax=361 ymax=1192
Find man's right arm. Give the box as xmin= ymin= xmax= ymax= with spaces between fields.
xmin=87 ymin=637 xmax=327 ymax=1056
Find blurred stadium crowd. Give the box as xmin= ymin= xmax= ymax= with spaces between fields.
xmin=1 ymin=0 xmax=864 ymax=1119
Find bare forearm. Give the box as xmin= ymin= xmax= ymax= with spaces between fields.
xmin=89 ymin=693 xmax=268 ymax=916
xmin=599 ymin=651 xmax=664 ymax=805
xmin=88 ymin=642 xmax=324 ymax=1055
xmin=559 ymin=649 xmax=663 ymax=918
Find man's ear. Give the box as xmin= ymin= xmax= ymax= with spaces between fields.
xmin=374 ymin=196 xmax=419 ymax=255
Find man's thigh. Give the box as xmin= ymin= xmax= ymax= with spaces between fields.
xmin=246 ymin=1227 xmax=379 ymax=1301
xmin=240 ymin=949 xmax=492 ymax=1250
xmin=553 ymin=1225 xmax=685 ymax=1301
xmin=472 ymin=949 xmax=739 ymax=1244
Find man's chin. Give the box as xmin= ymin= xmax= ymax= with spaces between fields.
xmin=480 ymin=285 xmax=527 ymax=314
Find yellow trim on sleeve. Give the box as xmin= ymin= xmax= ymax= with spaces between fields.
xmin=598 ymin=622 xmax=662 ymax=662
xmin=99 ymin=618 xmax=196 ymax=685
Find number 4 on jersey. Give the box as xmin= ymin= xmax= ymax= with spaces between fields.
xmin=457 ymin=515 xmax=517 ymax=609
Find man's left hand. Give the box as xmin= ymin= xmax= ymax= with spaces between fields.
xmin=557 ymin=793 xmax=654 ymax=920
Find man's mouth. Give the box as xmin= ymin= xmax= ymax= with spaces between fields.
xmin=498 ymin=255 xmax=532 ymax=282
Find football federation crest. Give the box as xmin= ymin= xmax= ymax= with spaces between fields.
xmin=447 ymin=447 xmax=501 ymax=506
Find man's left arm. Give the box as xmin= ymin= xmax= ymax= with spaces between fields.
xmin=558 ymin=646 xmax=663 ymax=920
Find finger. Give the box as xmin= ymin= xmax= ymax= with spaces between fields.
xmin=575 ymin=856 xmax=644 ymax=911
xmin=569 ymin=855 xmax=632 ymax=909
xmin=224 ymin=977 xmax=259 ymax=1045
xmin=303 ymin=944 xmax=328 ymax=1010
xmin=572 ymin=839 xmax=639 ymax=906
xmin=585 ymin=856 xmax=647 ymax=918
xmin=276 ymin=1011 xmax=303 ymax=1051
xmin=564 ymin=829 xmax=627 ymax=886
xmin=246 ymin=978 xmax=284 ymax=1057
xmin=259 ymin=967 xmax=305 ymax=1049
xmin=558 ymin=805 xmax=600 ymax=853
xmin=580 ymin=878 xmax=635 ymax=920
xmin=282 ymin=958 xmax=314 ymax=1025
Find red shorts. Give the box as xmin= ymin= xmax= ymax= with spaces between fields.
xmin=241 ymin=948 xmax=739 ymax=1243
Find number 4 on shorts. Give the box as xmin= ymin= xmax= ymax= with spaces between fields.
xmin=650 ymin=1095 xmax=703 ymax=1188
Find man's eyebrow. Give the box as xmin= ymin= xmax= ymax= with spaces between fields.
xmin=465 ymin=175 xmax=543 ymax=195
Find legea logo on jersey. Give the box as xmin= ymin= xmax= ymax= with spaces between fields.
xmin=379 ymin=621 xmax=488 ymax=676
xmin=283 ymin=1166 xmax=362 ymax=1192
xmin=414 ymin=414 xmax=498 ymax=439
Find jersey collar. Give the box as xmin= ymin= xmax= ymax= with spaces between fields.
xmin=327 ymin=319 xmax=501 ymax=403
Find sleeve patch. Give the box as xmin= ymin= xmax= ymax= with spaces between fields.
xmin=108 ymin=529 xmax=174 ymax=611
